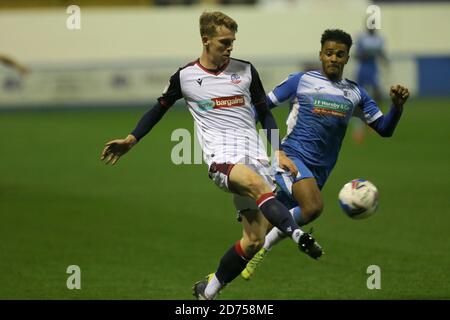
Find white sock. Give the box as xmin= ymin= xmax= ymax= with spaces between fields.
xmin=204 ymin=274 xmax=222 ymax=299
xmin=263 ymin=227 xmax=286 ymax=250
xmin=263 ymin=207 xmax=304 ymax=250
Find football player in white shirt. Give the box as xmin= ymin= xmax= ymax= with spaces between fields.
xmin=100 ymin=11 xmax=323 ymax=300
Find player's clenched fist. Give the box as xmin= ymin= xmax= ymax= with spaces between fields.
xmin=390 ymin=85 xmax=410 ymax=108
xmin=100 ymin=134 xmax=137 ymax=165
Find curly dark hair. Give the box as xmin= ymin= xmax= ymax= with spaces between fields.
xmin=320 ymin=29 xmax=353 ymax=52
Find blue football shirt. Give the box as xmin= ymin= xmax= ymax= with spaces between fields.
xmin=267 ymin=70 xmax=382 ymax=184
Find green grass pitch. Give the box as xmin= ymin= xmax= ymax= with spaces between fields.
xmin=0 ymin=98 xmax=449 ymax=299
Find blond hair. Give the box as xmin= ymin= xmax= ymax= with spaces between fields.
xmin=199 ymin=11 xmax=238 ymax=37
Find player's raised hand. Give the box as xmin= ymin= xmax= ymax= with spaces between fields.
xmin=390 ymin=85 xmax=409 ymax=108
xmin=100 ymin=134 xmax=137 ymax=165
xmin=276 ymin=150 xmax=298 ymax=178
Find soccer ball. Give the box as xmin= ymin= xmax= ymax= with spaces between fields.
xmin=338 ymin=179 xmax=379 ymax=219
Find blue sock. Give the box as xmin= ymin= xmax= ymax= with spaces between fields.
xmin=290 ymin=206 xmax=307 ymax=226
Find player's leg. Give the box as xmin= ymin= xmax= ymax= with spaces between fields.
xmin=194 ymin=209 xmax=268 ymax=300
xmin=242 ymin=188 xmax=324 ymax=280
xmin=266 ymin=177 xmax=323 ymax=241
xmin=241 ymin=163 xmax=324 ymax=280
xmin=229 ymin=163 xmax=322 ymax=260
xmin=193 ymin=163 xmax=273 ymax=300
xmin=263 ymin=178 xmax=323 ymax=249
xmin=199 ymin=160 xmax=321 ymax=291
xmin=228 ymin=163 xmax=305 ymax=244
xmin=275 ymin=158 xmax=322 ymax=224
xmin=239 ymin=209 xmax=273 ymax=281
xmin=240 ymin=209 xmax=271 ymax=257
xmin=292 ymin=178 xmax=323 ymax=223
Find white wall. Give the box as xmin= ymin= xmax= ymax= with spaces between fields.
xmin=1 ymin=1 xmax=449 ymax=108
xmin=1 ymin=1 xmax=449 ymax=62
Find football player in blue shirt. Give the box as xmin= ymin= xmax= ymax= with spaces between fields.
xmin=355 ymin=27 xmax=388 ymax=104
xmin=241 ymin=29 xmax=409 ymax=280
xmin=352 ymin=27 xmax=389 ymax=144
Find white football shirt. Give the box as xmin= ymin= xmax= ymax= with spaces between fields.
xmin=159 ymin=58 xmax=270 ymax=166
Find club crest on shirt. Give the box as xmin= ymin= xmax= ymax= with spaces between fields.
xmin=230 ymin=73 xmax=241 ymax=84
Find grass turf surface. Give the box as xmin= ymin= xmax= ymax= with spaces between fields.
xmin=0 ymin=98 xmax=449 ymax=299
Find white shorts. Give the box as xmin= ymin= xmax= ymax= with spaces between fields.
xmin=208 ymin=157 xmax=276 ymax=213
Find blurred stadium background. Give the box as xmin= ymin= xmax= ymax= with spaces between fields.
xmin=0 ymin=0 xmax=449 ymax=299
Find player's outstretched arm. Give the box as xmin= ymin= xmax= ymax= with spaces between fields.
xmin=100 ymin=100 xmax=170 ymax=165
xmin=100 ymin=69 xmax=180 ymax=166
xmin=100 ymin=134 xmax=137 ymax=165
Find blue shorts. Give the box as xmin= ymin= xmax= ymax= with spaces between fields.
xmin=275 ymin=156 xmax=326 ymax=208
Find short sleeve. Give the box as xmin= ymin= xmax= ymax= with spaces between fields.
xmin=267 ymin=72 xmax=302 ymax=107
xmin=357 ymin=85 xmax=383 ymax=124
